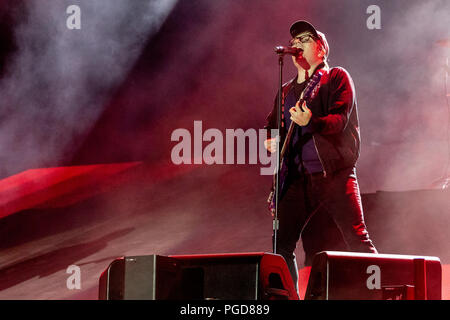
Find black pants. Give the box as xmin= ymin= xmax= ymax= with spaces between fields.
xmin=274 ymin=167 xmax=378 ymax=293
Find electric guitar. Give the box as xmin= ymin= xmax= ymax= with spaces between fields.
xmin=267 ymin=69 xmax=325 ymax=214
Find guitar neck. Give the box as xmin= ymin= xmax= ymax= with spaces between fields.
xmin=280 ymin=97 xmax=304 ymax=159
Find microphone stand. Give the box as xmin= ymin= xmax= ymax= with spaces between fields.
xmin=273 ymin=53 xmax=285 ymax=254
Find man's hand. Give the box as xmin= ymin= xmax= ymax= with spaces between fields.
xmin=264 ymin=138 xmax=278 ymax=153
xmin=289 ymin=101 xmax=312 ymax=126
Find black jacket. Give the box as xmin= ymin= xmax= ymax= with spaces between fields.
xmin=265 ymin=66 xmax=361 ymax=177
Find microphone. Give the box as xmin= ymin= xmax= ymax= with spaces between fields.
xmin=274 ymin=46 xmax=302 ymax=56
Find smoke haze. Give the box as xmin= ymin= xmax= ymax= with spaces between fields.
xmin=0 ymin=0 xmax=177 ymax=178
xmin=0 ymin=0 xmax=449 ymax=193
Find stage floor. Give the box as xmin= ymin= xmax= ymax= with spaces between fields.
xmin=0 ymin=163 xmax=448 ymax=300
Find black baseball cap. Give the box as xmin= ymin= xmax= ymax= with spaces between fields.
xmin=289 ymin=20 xmax=329 ymax=58
xmin=289 ymin=20 xmax=318 ymax=38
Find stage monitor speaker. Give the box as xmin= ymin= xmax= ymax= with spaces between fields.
xmin=98 ymin=252 xmax=298 ymax=300
xmin=98 ymin=255 xmax=183 ymax=300
xmin=304 ymin=251 xmax=442 ymax=300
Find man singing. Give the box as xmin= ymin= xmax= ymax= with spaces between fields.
xmin=264 ymin=20 xmax=378 ymax=294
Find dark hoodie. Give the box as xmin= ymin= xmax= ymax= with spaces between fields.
xmin=264 ymin=65 xmax=361 ymax=178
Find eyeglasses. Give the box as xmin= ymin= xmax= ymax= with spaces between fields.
xmin=289 ymin=34 xmax=315 ymax=46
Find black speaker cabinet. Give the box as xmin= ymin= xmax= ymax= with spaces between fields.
xmin=99 ymin=252 xmax=298 ymax=300
xmin=305 ymin=251 xmax=442 ymax=300
xmin=98 ymin=255 xmax=183 ymax=300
